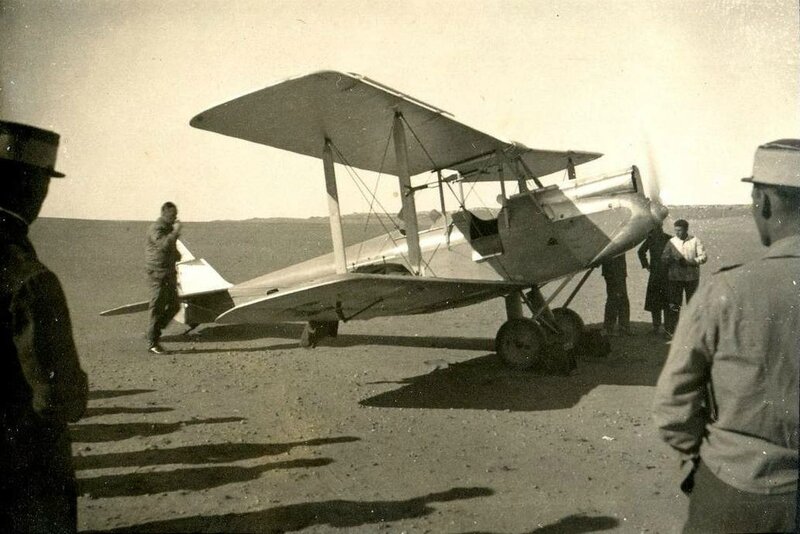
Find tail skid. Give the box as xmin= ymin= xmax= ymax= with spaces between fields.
xmin=99 ymin=240 xmax=232 ymax=317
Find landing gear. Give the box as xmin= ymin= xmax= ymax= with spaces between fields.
xmin=495 ymin=318 xmax=545 ymax=370
xmin=551 ymin=307 xmax=584 ymax=350
xmin=494 ymin=290 xmax=581 ymax=374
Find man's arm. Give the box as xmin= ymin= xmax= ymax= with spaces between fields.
xmin=652 ymin=283 xmax=717 ymax=458
xmin=148 ymin=221 xmax=181 ymax=253
xmin=637 ymin=239 xmax=650 ymax=269
xmin=693 ymin=237 xmax=707 ymax=265
xmin=11 ymin=270 xmax=88 ymax=426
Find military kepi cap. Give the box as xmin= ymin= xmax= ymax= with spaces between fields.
xmin=742 ymin=139 xmax=800 ymax=188
xmin=0 ymin=120 xmax=65 ymax=178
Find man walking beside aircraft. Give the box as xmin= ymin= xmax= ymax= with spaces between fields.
xmin=0 ymin=121 xmax=88 ymax=533
xmin=145 ymin=202 xmax=182 ymax=354
xmin=661 ymin=219 xmax=706 ymax=337
xmin=653 ymin=139 xmax=799 ymax=533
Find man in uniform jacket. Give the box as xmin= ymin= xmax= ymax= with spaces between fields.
xmin=653 ymin=139 xmax=799 ymax=533
xmin=0 ymin=121 xmax=88 ymax=533
xmin=145 ymin=202 xmax=182 ymax=354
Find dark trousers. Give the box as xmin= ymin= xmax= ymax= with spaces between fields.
xmin=684 ymin=460 xmax=797 ymax=533
xmin=147 ymin=270 xmax=180 ymax=346
xmin=0 ymin=426 xmax=77 ymax=534
xmin=603 ymin=277 xmax=630 ymax=332
xmin=651 ymin=310 xmax=664 ymax=327
xmin=664 ymin=279 xmax=699 ymax=335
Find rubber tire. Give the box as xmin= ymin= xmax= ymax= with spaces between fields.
xmin=495 ymin=318 xmax=546 ymax=370
xmin=551 ymin=307 xmax=585 ymax=350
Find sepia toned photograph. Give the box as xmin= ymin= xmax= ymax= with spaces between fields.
xmin=1 ymin=1 xmax=798 ymax=532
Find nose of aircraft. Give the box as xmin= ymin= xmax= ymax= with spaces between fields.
xmin=649 ymin=199 xmax=669 ymax=225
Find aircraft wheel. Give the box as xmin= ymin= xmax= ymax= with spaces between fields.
xmin=495 ymin=318 xmax=545 ymax=370
xmin=552 ymin=307 xmax=585 ymax=350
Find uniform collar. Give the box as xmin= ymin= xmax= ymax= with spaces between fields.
xmin=763 ymin=234 xmax=800 ymax=259
xmin=0 ymin=207 xmax=30 ymax=235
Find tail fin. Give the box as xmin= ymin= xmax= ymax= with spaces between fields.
xmin=100 ymin=240 xmax=232 ymax=317
xmin=176 ymin=239 xmax=233 ymax=297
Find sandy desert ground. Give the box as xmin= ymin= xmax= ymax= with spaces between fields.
xmin=27 ymin=206 xmax=758 ymax=533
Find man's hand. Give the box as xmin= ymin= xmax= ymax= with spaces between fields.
xmin=172 ymin=220 xmax=182 ymax=236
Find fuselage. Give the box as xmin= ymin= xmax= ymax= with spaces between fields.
xmin=226 ymin=169 xmax=667 ymax=307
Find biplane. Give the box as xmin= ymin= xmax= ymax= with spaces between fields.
xmin=102 ymin=71 xmax=668 ymax=371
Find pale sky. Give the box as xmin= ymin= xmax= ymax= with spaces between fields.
xmin=2 ymin=0 xmax=798 ymax=221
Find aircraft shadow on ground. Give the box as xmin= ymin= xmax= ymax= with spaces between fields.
xmin=78 ymin=457 xmax=333 ymax=499
xmin=328 ymin=334 xmax=493 ymax=351
xmin=161 ymin=323 xmax=305 ymax=343
xmin=74 ymin=436 xmax=360 ymax=471
xmin=360 ymin=322 xmax=669 ymax=412
xmin=461 ymin=513 xmax=619 ymax=534
xmin=163 ymin=322 xmax=494 ymax=352
xmin=92 ymin=486 xmax=493 ymax=533
xmin=69 ymin=417 xmax=245 ymax=443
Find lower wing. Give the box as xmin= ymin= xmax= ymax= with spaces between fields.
xmin=218 ymin=273 xmax=529 ymax=324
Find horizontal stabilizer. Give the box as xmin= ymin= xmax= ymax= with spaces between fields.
xmin=217 ymin=273 xmax=528 ymax=324
xmin=100 ymin=300 xmax=149 ymax=316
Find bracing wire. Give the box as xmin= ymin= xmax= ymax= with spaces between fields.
xmin=330 ymin=142 xmax=402 ymax=233
xmin=355 ymin=121 xmax=396 ymax=262
xmin=328 ymin=140 xmax=414 ymax=270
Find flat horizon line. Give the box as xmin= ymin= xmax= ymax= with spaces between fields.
xmin=37 ymin=204 xmax=750 ymax=224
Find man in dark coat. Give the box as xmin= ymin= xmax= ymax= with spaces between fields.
xmin=145 ymin=202 xmax=182 ymax=354
xmin=637 ymin=226 xmax=671 ymax=333
xmin=0 ymin=121 xmax=88 ymax=533
xmin=600 ymin=253 xmax=630 ymax=336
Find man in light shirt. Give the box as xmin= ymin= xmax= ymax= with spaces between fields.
xmin=661 ymin=219 xmax=707 ymax=336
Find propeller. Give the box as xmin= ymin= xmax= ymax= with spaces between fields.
xmin=641 ymin=134 xmax=669 ymax=224
xmin=642 ymin=135 xmax=664 ymax=203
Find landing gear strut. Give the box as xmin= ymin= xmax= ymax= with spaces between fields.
xmin=495 ymin=289 xmax=582 ymax=374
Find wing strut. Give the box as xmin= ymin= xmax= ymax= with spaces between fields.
xmin=323 ymin=139 xmax=347 ymax=274
xmin=392 ymin=112 xmax=422 ymax=274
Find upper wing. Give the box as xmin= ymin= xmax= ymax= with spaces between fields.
xmin=217 ymin=273 xmax=528 ymax=324
xmin=455 ymin=145 xmax=602 ymax=182
xmin=190 ymin=70 xmax=601 ymax=177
